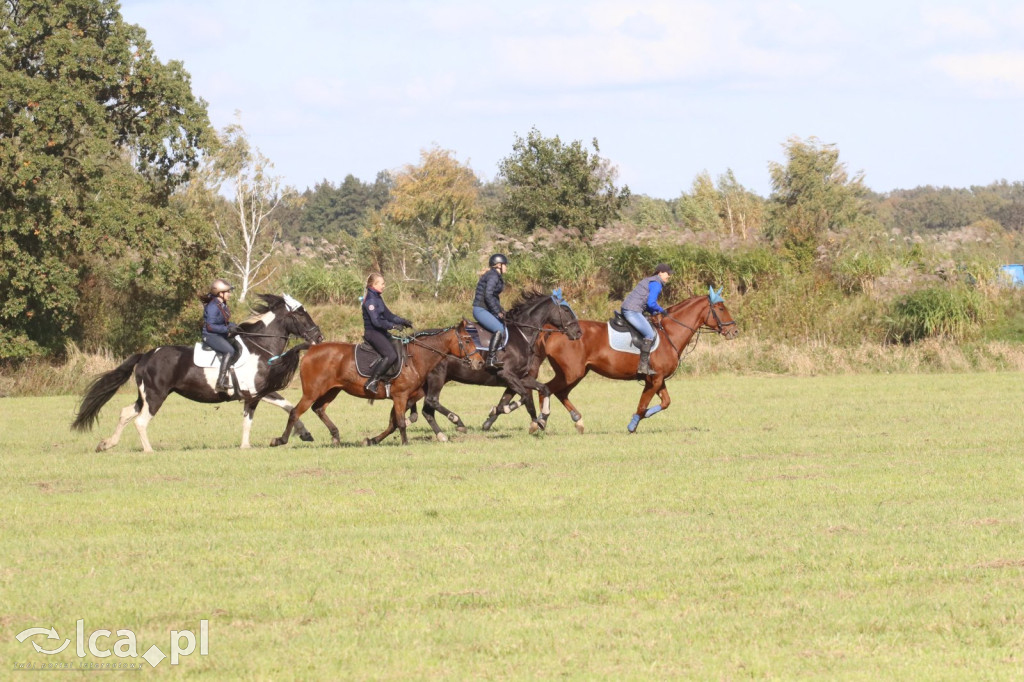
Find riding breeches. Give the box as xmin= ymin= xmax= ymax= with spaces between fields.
xmin=621 ymin=310 xmax=656 ymax=340
xmin=364 ymin=329 xmax=398 ymax=371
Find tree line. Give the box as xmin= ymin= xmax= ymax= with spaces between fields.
xmin=3 ymin=0 xmax=1023 ymax=361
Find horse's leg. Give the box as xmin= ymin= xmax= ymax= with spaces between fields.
xmin=364 ymin=405 xmax=398 ymax=446
xmin=311 ymin=388 xmax=344 ymax=446
xmin=95 ymin=398 xmax=142 ymax=452
xmin=499 ymin=370 xmax=544 ymax=435
xmin=241 ymin=400 xmax=257 ymax=449
xmin=132 ymin=385 xmax=168 ymax=453
xmin=408 ymin=400 xmax=419 ymax=424
xmin=393 ymin=394 xmax=410 ymax=445
xmin=628 ymin=378 xmax=663 ymax=434
xmin=481 ymin=388 xmax=518 ymax=431
xmin=270 ymin=393 xmax=316 ymax=447
xmin=419 ymin=398 xmax=445 ymax=440
xmin=259 ymin=391 xmax=314 ymax=442
xmin=544 ymin=363 xmax=589 ymax=434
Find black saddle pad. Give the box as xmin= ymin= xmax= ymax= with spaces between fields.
xmin=464 ymin=320 xmax=492 ymax=351
xmin=354 ymin=338 xmax=405 ymax=379
xmin=609 ymin=311 xmax=646 ymax=349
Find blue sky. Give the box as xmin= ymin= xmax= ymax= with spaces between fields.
xmin=119 ymin=0 xmax=1024 ymax=199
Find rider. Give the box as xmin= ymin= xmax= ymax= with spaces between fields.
xmin=473 ymin=253 xmax=508 ymax=369
xmin=621 ymin=263 xmax=673 ymax=375
xmin=200 ymin=278 xmax=240 ymax=391
xmin=362 ymin=272 xmax=413 ymax=394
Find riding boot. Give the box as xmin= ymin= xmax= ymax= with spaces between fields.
xmin=364 ymin=358 xmax=383 ymax=393
xmin=215 ymin=353 xmax=232 ymax=391
xmin=486 ymin=331 xmax=504 ymax=369
xmin=637 ymin=338 xmax=655 ymax=375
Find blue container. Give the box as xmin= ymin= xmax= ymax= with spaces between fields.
xmin=999 ymin=264 xmax=1024 ymax=286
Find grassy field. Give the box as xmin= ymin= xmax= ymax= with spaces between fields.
xmin=2 ymin=373 xmax=1023 ymax=679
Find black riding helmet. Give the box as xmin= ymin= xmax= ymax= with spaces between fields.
xmin=489 ymin=253 xmax=509 ymax=267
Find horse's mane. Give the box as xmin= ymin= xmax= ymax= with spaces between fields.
xmin=240 ymin=293 xmax=285 ymax=326
xmin=506 ymin=288 xmax=548 ymax=320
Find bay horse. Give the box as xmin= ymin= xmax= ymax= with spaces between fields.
xmin=266 ymin=320 xmax=483 ymax=447
xmin=535 ymin=287 xmax=738 ymax=434
xmin=408 ymin=289 xmax=582 ymax=439
xmin=71 ymin=294 xmax=324 ymax=451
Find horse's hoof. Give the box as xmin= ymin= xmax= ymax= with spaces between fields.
xmin=481 ymin=419 xmax=495 ymax=431
xmin=95 ymin=441 xmax=108 ymax=453
xmin=456 ymin=426 xmax=467 ymax=434
xmin=409 ymin=412 xmax=418 ymax=423
xmin=299 ymin=432 xmax=314 ymax=442
xmin=529 ymin=422 xmax=540 ymax=435
xmin=269 ymin=437 xmax=282 ymax=447
xmin=436 ymin=432 xmax=448 ymax=443
xmin=331 ymin=438 xmax=342 ymax=447
xmin=362 ymin=437 xmax=372 ymax=447
xmin=575 ymin=422 xmax=585 ymax=435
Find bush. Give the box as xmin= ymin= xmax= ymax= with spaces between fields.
xmin=282 ymin=263 xmax=364 ymax=305
xmin=885 ymin=286 xmax=986 ymax=344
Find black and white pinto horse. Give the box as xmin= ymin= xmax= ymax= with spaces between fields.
xmin=72 ymin=293 xmax=324 ymax=451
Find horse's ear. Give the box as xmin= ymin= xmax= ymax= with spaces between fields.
xmin=708 ymin=286 xmax=724 ymax=304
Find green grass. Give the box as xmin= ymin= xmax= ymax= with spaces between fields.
xmin=2 ymin=374 xmax=1024 ymax=679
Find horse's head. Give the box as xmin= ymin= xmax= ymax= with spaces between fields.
xmin=453 ymin=320 xmax=485 ymax=370
xmin=253 ymin=294 xmax=324 ymax=344
xmin=706 ymin=286 xmax=738 ymax=339
xmin=508 ymin=288 xmax=582 ymax=340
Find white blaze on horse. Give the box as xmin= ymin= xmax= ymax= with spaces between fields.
xmin=71 ymin=294 xmax=323 ymax=451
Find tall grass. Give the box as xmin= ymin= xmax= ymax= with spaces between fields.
xmin=885 ymin=286 xmax=987 ymax=343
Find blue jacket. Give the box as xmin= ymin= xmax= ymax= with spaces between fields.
xmin=473 ymin=268 xmax=504 ymax=316
xmin=203 ymin=298 xmax=232 ymax=336
xmin=622 ymin=275 xmax=666 ymax=314
xmin=362 ymin=288 xmax=407 ymax=333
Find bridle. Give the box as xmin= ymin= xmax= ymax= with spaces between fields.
xmin=236 ymin=308 xmax=322 ymax=357
xmin=404 ymin=325 xmax=481 ymax=366
xmin=511 ymin=297 xmax=580 ymax=347
xmin=656 ymin=297 xmax=736 ymax=357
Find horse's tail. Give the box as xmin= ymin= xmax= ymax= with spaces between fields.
xmin=71 ymin=353 xmax=144 ymax=431
xmin=260 ymin=343 xmax=310 ymax=397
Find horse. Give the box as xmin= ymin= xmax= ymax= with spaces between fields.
xmin=266 ymin=320 xmax=483 ymax=447
xmin=534 ymin=287 xmax=738 ymax=434
xmin=71 ymin=293 xmax=324 ymax=451
xmin=406 ymin=289 xmax=582 ymax=439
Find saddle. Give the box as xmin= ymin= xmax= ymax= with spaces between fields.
xmin=464 ymin=320 xmax=508 ymax=352
xmin=193 ymin=340 xmax=251 ymax=369
xmin=354 ymin=337 xmax=406 ymax=379
xmin=606 ymin=311 xmax=661 ymax=355
xmin=193 ymin=341 xmax=255 ymax=395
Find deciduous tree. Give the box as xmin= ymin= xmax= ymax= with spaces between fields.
xmin=0 ymin=0 xmax=215 ymax=358
xmin=497 ymin=127 xmax=630 ymax=240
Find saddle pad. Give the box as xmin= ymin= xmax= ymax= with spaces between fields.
xmin=606 ymin=323 xmax=661 ymax=355
xmin=354 ymin=341 xmax=405 ymax=379
xmin=465 ymin=321 xmax=508 ymax=352
xmin=193 ymin=341 xmax=252 ymax=369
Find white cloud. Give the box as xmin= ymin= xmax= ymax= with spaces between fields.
xmin=933 ymin=51 xmax=1024 ymax=95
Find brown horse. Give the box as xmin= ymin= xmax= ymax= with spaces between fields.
xmin=536 ymin=287 xmax=738 ymax=434
xmin=266 ymin=321 xmax=483 ymax=447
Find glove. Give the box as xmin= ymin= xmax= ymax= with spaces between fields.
xmin=401 ymin=318 xmax=413 ymax=329
xmin=227 ymin=323 xmax=240 ymax=336
xmin=497 ymin=311 xmax=505 ymax=321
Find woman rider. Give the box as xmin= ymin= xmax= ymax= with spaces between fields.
xmin=621 ymin=263 xmax=673 ymax=375
xmin=473 ymin=253 xmax=508 ymax=369
xmin=362 ymin=272 xmax=413 ymax=394
xmin=200 ymin=278 xmax=240 ymax=391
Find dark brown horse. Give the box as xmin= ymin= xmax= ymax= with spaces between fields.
xmin=407 ymin=289 xmax=582 ymax=439
xmin=71 ymin=294 xmax=324 ymax=451
xmin=535 ymin=287 xmax=738 ymax=434
xmin=267 ymin=321 xmax=483 ymax=447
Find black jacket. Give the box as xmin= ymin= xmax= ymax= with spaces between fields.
xmin=362 ymin=288 xmax=407 ymax=333
xmin=473 ymin=268 xmax=504 ymax=316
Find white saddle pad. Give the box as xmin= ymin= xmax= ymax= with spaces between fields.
xmin=606 ymin=323 xmax=661 ymax=355
xmin=193 ymin=342 xmax=253 ymax=369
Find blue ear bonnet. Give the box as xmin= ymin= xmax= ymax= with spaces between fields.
xmin=552 ymin=287 xmax=576 ymax=316
xmin=708 ymin=286 xmax=724 ymax=304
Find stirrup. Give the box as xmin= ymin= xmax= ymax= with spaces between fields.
xmin=365 ymin=378 xmax=380 ymax=393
